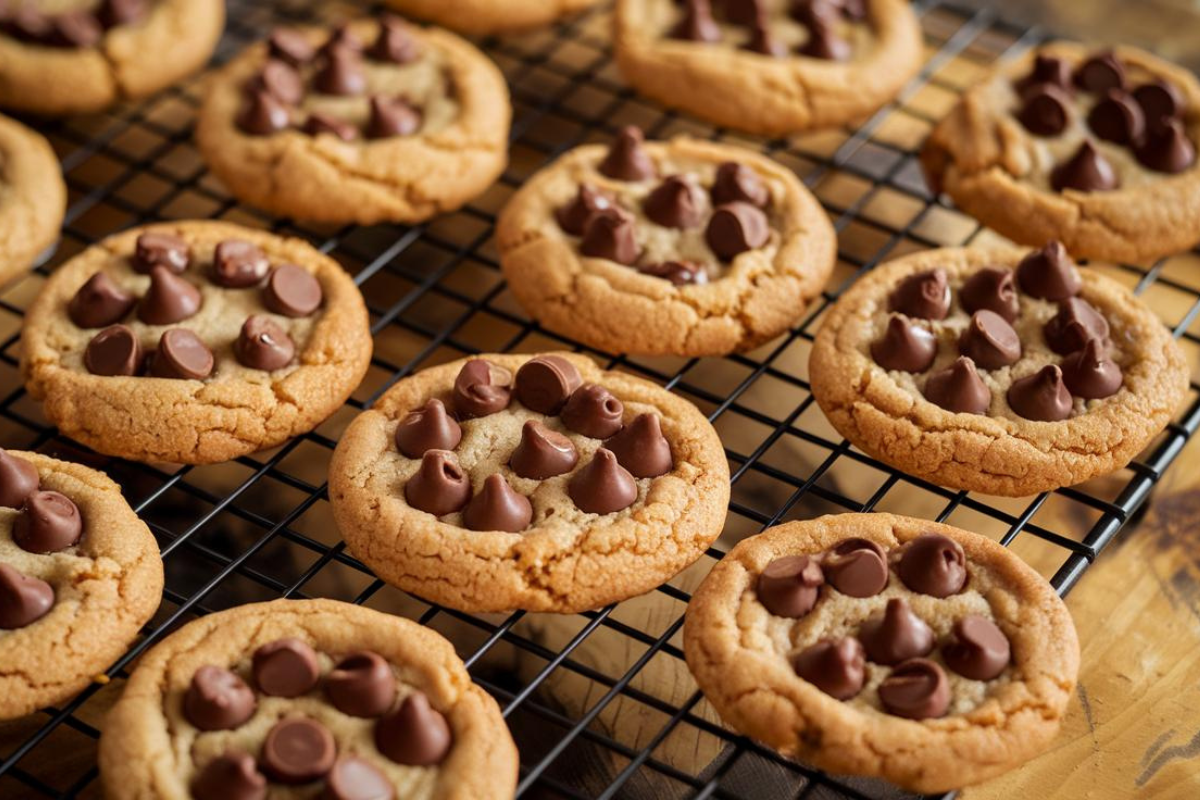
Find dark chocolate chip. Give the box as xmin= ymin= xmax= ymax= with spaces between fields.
xmin=599 ymin=126 xmax=656 ymax=181
xmin=799 ymin=17 xmax=851 ymax=61
xmin=322 ymin=24 xmax=364 ymax=55
xmin=672 ymin=0 xmax=721 ymax=42
xmin=1017 ymin=83 xmax=1070 ymax=137
xmin=234 ymin=315 xmax=295 ymax=371
xmin=580 ymin=208 xmax=641 ymax=265
xmin=0 ymin=449 xmax=39 ymax=510
xmin=366 ymin=95 xmax=422 ymax=139
xmin=958 ymin=267 xmax=1019 ymax=322
xmin=942 ymin=615 xmax=1011 ymax=681
xmin=923 ymin=356 xmax=991 ymax=414
xmin=1134 ymin=80 xmax=1185 ymax=132
xmin=268 ymin=28 xmax=316 ymax=67
xmin=757 ymin=555 xmax=824 ymax=618
xmin=463 ymin=474 xmax=533 ymax=532
xmin=888 ymin=269 xmax=951 ymax=321
xmin=821 ymin=537 xmax=888 ymax=597
xmin=561 ymin=384 xmax=624 ymax=439
xmin=261 ymin=717 xmax=336 ymax=784
xmin=138 ymin=266 xmax=201 ymax=325
xmin=859 ymin=597 xmax=935 ymax=665
xmin=1051 ymin=140 xmax=1119 ymax=193
xmin=509 ymin=420 xmax=579 ymax=480
xmin=150 ymin=329 xmax=214 ymax=381
xmin=1061 ymin=338 xmax=1123 ymax=400
xmin=706 ymin=201 xmax=770 ymax=261
xmin=1016 ymin=240 xmax=1081 ymax=301
xmin=1044 ymin=296 xmax=1110 ymax=356
xmin=639 ymin=260 xmax=709 ymax=285
xmin=85 ymin=324 xmax=144 ymax=377
xmin=870 ymin=316 xmax=937 ymax=373
xmin=191 ymin=752 xmax=266 ymax=800
xmin=13 ymin=490 xmax=82 ymax=554
xmin=958 ymin=310 xmax=1021 ymax=370
xmin=375 ymin=692 xmax=452 ymax=766
xmin=1015 ymin=54 xmax=1074 ymax=96
xmin=1087 ymin=89 xmax=1145 ymax=145
xmin=97 ymin=0 xmax=147 ymax=29
xmin=252 ymin=638 xmax=320 ymax=697
xmin=7 ymin=8 xmax=53 ymax=44
xmin=896 ymin=532 xmax=967 ymax=598
xmin=394 ymin=399 xmax=462 ymax=458
xmin=69 ymin=272 xmax=135 ymax=329
xmin=791 ymin=638 xmax=865 ymax=700
xmin=321 ymin=756 xmax=394 ymax=800
xmin=1136 ymin=118 xmax=1196 ymax=174
xmin=644 ymin=176 xmax=706 ymax=229
xmin=515 ymin=355 xmax=583 ymax=414
xmin=723 ymin=0 xmax=766 ymax=26
xmin=370 ymin=14 xmax=420 ymax=64
xmin=556 ymin=184 xmax=615 ymax=235
xmin=877 ymin=658 xmax=950 ymax=720
xmin=134 ymin=232 xmax=191 ymax=274
xmin=1008 ymin=364 xmax=1073 ymax=421
xmin=0 ymin=563 xmax=54 ymax=630
xmin=604 ymin=413 xmax=673 ymax=478
xmin=453 ymin=360 xmax=513 ymax=418
xmin=237 ymin=89 xmax=291 ymax=136
xmin=1074 ymin=51 xmax=1127 ymax=93
xmin=314 ymin=47 xmax=366 ymax=96
xmin=264 ymin=264 xmax=323 ymax=317
xmin=744 ymin=21 xmax=787 ymax=57
xmin=711 ymin=162 xmax=769 ymax=208
xmin=252 ymin=58 xmax=304 ymax=105
xmin=184 ymin=665 xmax=256 ymax=731
xmin=326 ymin=652 xmax=397 ymax=717
xmin=405 ymin=450 xmax=471 ymax=516
xmin=50 ymin=10 xmax=102 ymax=48
xmin=790 ymin=0 xmax=841 ymax=27
xmin=213 ymin=239 xmax=271 ymax=288
xmin=303 ymin=112 xmax=359 ymax=141
xmin=568 ymin=448 xmax=638 ymax=514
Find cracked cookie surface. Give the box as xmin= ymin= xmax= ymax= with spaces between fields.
xmin=0 ymin=112 xmax=65 ymax=286
xmin=329 ymin=352 xmax=730 ymax=613
xmin=495 ymin=134 xmax=837 ymax=356
xmin=0 ymin=450 xmax=163 ymax=720
xmin=809 ymin=245 xmax=1188 ymax=496
xmin=196 ymin=17 xmax=510 ymax=225
xmin=20 ymin=220 xmax=372 ymax=465
xmin=383 ymin=0 xmax=601 ymax=35
xmin=683 ymin=513 xmax=1079 ymax=793
xmin=614 ymin=0 xmax=923 ymax=135
xmin=98 ymin=598 xmax=518 ymax=800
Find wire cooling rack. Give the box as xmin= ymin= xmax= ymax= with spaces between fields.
xmin=2 ymin=1 xmax=1199 ymax=798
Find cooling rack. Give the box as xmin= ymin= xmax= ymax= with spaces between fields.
xmin=2 ymin=1 xmax=1199 ymax=798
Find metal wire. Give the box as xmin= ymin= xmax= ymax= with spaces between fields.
xmin=1 ymin=1 xmax=1198 ymax=798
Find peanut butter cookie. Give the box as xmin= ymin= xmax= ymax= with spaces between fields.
xmin=0 ymin=112 xmax=65 ymax=286
xmin=383 ymin=0 xmax=601 ymax=35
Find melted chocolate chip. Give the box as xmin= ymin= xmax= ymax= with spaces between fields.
xmin=13 ymin=490 xmax=82 ymax=554
xmin=184 ymin=665 xmax=256 ymax=731
xmin=237 ymin=89 xmax=291 ymax=136
xmin=234 ymin=316 xmax=295 ymax=371
xmin=923 ymin=356 xmax=991 ymax=414
xmin=268 ymin=28 xmax=315 ymax=67
xmin=672 ymin=0 xmax=721 ymax=42
xmin=264 ymin=264 xmax=323 ymax=317
xmin=644 ymin=176 xmax=705 ymax=229
xmin=326 ymin=652 xmax=397 ymax=717
xmin=1087 ymin=89 xmax=1145 ymax=145
xmin=640 ymin=260 xmax=709 ymax=285
xmin=1074 ymin=51 xmax=1127 ymax=93
xmin=1061 ymin=338 xmax=1123 ymax=399
xmin=1016 ymin=241 xmax=1081 ymax=301
xmin=859 ymin=597 xmax=934 ymax=665
xmin=134 ymin=232 xmax=191 ymax=274
xmin=556 ymin=184 xmax=614 ymax=235
xmin=711 ymin=162 xmax=769 ymax=208
xmin=792 ymin=637 xmax=865 ymax=700
xmin=877 ymin=658 xmax=950 ymax=720
xmin=366 ymin=95 xmax=422 ymax=139
xmin=463 ymin=474 xmax=533 ymax=532
xmin=888 ymin=269 xmax=950 ymax=321
xmin=394 ymin=399 xmax=462 ymax=458
xmin=821 ymin=538 xmax=888 ymax=597
xmin=252 ymin=638 xmax=320 ymax=697
xmin=138 ymin=266 xmax=201 ymax=325
xmin=1134 ymin=80 xmax=1185 ymax=131
xmin=870 ymin=316 xmax=937 ymax=373
xmin=599 ymin=127 xmax=656 ymax=181
xmin=453 ymin=360 xmax=513 ymax=418
xmin=942 ymin=615 xmax=1010 ymax=681
xmin=1017 ymin=84 xmax=1070 ymax=137
xmin=261 ymin=717 xmax=336 ymax=784
xmin=706 ymin=201 xmax=770 ymax=261
xmin=405 ymin=450 xmax=471 ymax=516
xmin=69 ymin=272 xmax=135 ymax=329
xmin=1052 ymin=140 xmax=1119 ymax=193
xmin=303 ymin=112 xmax=359 ymax=141
xmin=757 ymin=555 xmax=824 ymax=618
xmin=515 ymin=355 xmax=583 ymax=415
xmin=568 ymin=448 xmax=638 ymax=514
xmin=191 ymin=752 xmax=267 ymax=800
xmin=1044 ymin=297 xmax=1110 ymax=355
xmin=322 ymin=756 xmax=394 ymax=800
xmin=252 ymin=59 xmax=304 ymax=105
xmin=604 ymin=413 xmax=673 ymax=478
xmin=376 ymin=692 xmax=453 ymax=766
xmin=561 ymin=384 xmax=624 ymax=439
xmin=150 ymin=329 xmax=214 ymax=380
xmin=580 ymin=208 xmax=641 ymax=265
xmin=1007 ymin=364 xmax=1073 ymax=421
xmin=85 ymin=324 xmax=144 ymax=377
xmin=958 ymin=310 xmax=1021 ymax=370
xmin=213 ymin=239 xmax=271 ymax=288
xmin=0 ymin=449 xmax=39 ymax=510
xmin=370 ymin=14 xmax=420 ymax=64
xmin=314 ymin=47 xmax=366 ymax=96
xmin=0 ymin=563 xmax=54 ymax=630
xmin=510 ymin=420 xmax=579 ymax=479
xmin=1136 ymin=118 xmax=1196 ymax=173
xmin=958 ymin=268 xmax=1019 ymax=322
xmin=896 ymin=532 xmax=967 ymax=598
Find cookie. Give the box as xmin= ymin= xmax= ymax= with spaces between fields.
xmin=684 ymin=513 xmax=1079 ymax=792
xmin=383 ymin=0 xmax=601 ymax=35
xmin=329 ymin=352 xmax=730 ymax=613
xmin=613 ymin=0 xmax=923 ymax=136
xmin=1 ymin=449 xmax=163 ymax=720
xmin=922 ymin=42 xmax=1200 ymax=263
xmin=98 ymin=598 xmax=518 ymax=800
xmin=196 ymin=15 xmax=510 ymax=225
xmin=0 ymin=112 xmax=65 ymax=286
xmin=0 ymin=0 xmax=224 ymax=116
xmin=808 ymin=243 xmax=1188 ymax=496
xmin=20 ymin=221 xmax=373 ymax=465
xmin=496 ymin=128 xmax=837 ymax=356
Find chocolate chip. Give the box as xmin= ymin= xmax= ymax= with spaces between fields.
xmin=1051 ymin=140 xmax=1119 ymax=193
xmin=213 ymin=239 xmax=271 ymax=288
xmin=1017 ymin=83 xmax=1070 ymax=136
xmin=405 ymin=450 xmax=471 ymax=516
xmin=375 ymin=692 xmax=452 ymax=766
xmin=896 ymin=532 xmax=967 ymax=597
xmin=870 ymin=316 xmax=937 ymax=373
xmin=756 ymin=555 xmax=824 ymax=618
xmin=568 ymin=448 xmax=638 ymax=514
xmin=706 ymin=201 xmax=770 ymax=261
xmin=1015 ymin=54 xmax=1074 ymax=96
xmin=184 ymin=665 xmax=256 ymax=731
xmin=1087 ymin=89 xmax=1145 ymax=145
xmin=516 ymin=356 xmax=583 ymax=414
xmin=322 ymin=24 xmax=364 ymax=56
xmin=1061 ymin=338 xmax=1123 ymax=399
xmin=234 ymin=316 xmax=295 ymax=371
xmin=326 ymin=652 xmax=397 ymax=717
xmin=13 ymin=490 xmax=82 ymax=554
xmin=1016 ymin=240 xmax=1081 ymax=301
xmin=85 ymin=324 xmax=143 ymax=377
xmin=463 ymin=474 xmax=533 ymax=533
xmin=261 ymin=717 xmax=336 ymax=784
xmin=958 ymin=310 xmax=1021 ymax=370
xmin=561 ymin=384 xmax=624 ymax=439
xmin=252 ymin=638 xmax=320 ymax=697
xmin=138 ymin=266 xmax=201 ymax=325
xmin=791 ymin=638 xmax=865 ymax=700
xmin=644 ymin=176 xmax=706 ymax=229
xmin=7 ymin=8 xmax=52 ymax=43
xmin=97 ymin=0 xmax=147 ymax=29
xmin=922 ymin=356 xmax=991 ymax=414
xmin=889 ymin=269 xmax=951 ymax=321
xmin=1136 ymin=118 xmax=1196 ymax=174
xmin=394 ymin=399 xmax=462 ymax=458
xmin=744 ymin=21 xmax=787 ymax=57
xmin=251 ymin=59 xmax=304 ymax=105
xmin=69 ymin=272 xmax=135 ymax=329
xmin=556 ymin=184 xmax=615 ymax=235
xmin=942 ymin=615 xmax=1010 ymax=681
xmin=836 ymin=0 xmax=866 ymax=19
xmin=604 ymin=413 xmax=673 ymax=478
xmin=1074 ymin=51 xmax=1127 ymax=93
xmin=877 ymin=658 xmax=950 ymax=720
xmin=580 ymin=207 xmax=641 ymax=265
xmin=958 ymin=267 xmax=1019 ymax=322
xmin=599 ymin=126 xmax=656 ymax=182
xmin=1134 ymin=80 xmax=1185 ymax=132
xmin=268 ymin=28 xmax=315 ymax=66
xmin=1008 ymin=364 xmax=1073 ymax=421
xmin=799 ymin=17 xmax=851 ymax=61
xmin=0 ymin=449 xmax=39 ymax=510
xmin=134 ymin=232 xmax=191 ymax=274
xmin=859 ymin=597 xmax=934 ymax=665
xmin=322 ymin=756 xmax=394 ymax=800
xmin=790 ymin=0 xmax=841 ymax=26
xmin=264 ymin=264 xmax=323 ymax=317
xmin=672 ymin=0 xmax=721 ymax=42
xmin=711 ymin=162 xmax=769 ymax=208
xmin=640 ymin=260 xmax=709 ymax=285
xmin=191 ymin=752 xmax=267 ymax=800
xmin=1044 ymin=296 xmax=1109 ymax=355
xmin=367 ymin=95 xmax=422 ymax=139
xmin=453 ymin=360 xmax=513 ymax=418
xmin=0 ymin=563 xmax=54 ymax=630
xmin=150 ymin=329 xmax=214 ymax=380
xmin=821 ymin=537 xmax=888 ymax=597
xmin=724 ymin=0 xmax=766 ymax=26
xmin=237 ymin=89 xmax=291 ymax=136
xmin=509 ymin=420 xmax=579 ymax=479
xmin=304 ymin=113 xmax=359 ymax=141
xmin=50 ymin=10 xmax=102 ymax=48
xmin=314 ymin=47 xmax=366 ymax=96
xmin=370 ymin=14 xmax=420 ymax=64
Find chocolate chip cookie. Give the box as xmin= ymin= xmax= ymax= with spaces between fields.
xmin=20 ymin=221 xmax=373 ymax=465
xmin=496 ymin=128 xmax=837 ymax=356
xmin=196 ymin=15 xmax=511 ymax=225
xmin=684 ymin=513 xmax=1079 ymax=792
xmin=922 ymin=42 xmax=1200 ymax=263
xmin=614 ymin=0 xmax=924 ymax=136
xmin=383 ymin=0 xmax=601 ymax=35
xmin=1 ymin=449 xmax=163 ymax=720
xmin=99 ymin=598 xmax=518 ymax=800
xmin=0 ymin=0 xmax=224 ymax=115
xmin=0 ymin=112 xmax=65 ymax=286
xmin=808 ymin=243 xmax=1188 ymax=496
xmin=329 ymin=353 xmax=730 ymax=613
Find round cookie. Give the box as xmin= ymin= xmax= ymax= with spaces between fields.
xmin=383 ymin=0 xmax=601 ymax=35
xmin=196 ymin=15 xmax=511 ymax=225
xmin=614 ymin=0 xmax=924 ymax=136
xmin=98 ymin=598 xmax=518 ymax=800
xmin=0 ymin=112 xmax=65 ymax=286
xmin=20 ymin=221 xmax=373 ymax=465
xmin=329 ymin=352 xmax=731 ymax=613
xmin=809 ymin=243 xmax=1188 ymax=496
xmin=684 ymin=513 xmax=1080 ymax=793
xmin=0 ymin=0 xmax=224 ymax=116
xmin=922 ymin=42 xmax=1200 ymax=263
xmin=1 ymin=449 xmax=163 ymax=720
xmin=495 ymin=128 xmax=837 ymax=356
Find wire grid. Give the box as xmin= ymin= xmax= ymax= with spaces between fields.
xmin=2 ymin=1 xmax=1199 ymax=798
